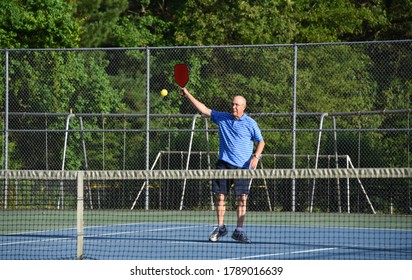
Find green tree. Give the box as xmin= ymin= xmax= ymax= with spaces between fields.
xmin=68 ymin=0 xmax=411 ymax=47
xmin=174 ymin=0 xmax=295 ymax=45
xmin=373 ymin=0 xmax=412 ymax=40
xmin=172 ymin=0 xmax=389 ymax=45
xmin=7 ymin=49 xmax=126 ymax=169
xmin=74 ymin=0 xmax=170 ymax=47
xmin=0 ymin=0 xmax=80 ymax=48
xmin=73 ymin=0 xmax=129 ymax=47
xmin=293 ymin=0 xmax=387 ymax=42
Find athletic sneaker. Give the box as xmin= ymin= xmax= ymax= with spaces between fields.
xmin=231 ymin=229 xmax=251 ymax=243
xmin=209 ymin=225 xmax=228 ymax=242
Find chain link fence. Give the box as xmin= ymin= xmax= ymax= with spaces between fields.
xmin=1 ymin=41 xmax=411 ymax=213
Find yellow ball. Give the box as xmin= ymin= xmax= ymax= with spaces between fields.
xmin=161 ymin=89 xmax=168 ymax=97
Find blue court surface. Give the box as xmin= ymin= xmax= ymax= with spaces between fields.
xmin=1 ymin=223 xmax=411 ymax=260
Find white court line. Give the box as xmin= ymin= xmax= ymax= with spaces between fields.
xmin=86 ymin=224 xmax=208 ymax=238
xmin=0 ymin=237 xmax=73 ymax=246
xmin=0 ymin=224 xmax=208 ymax=246
xmin=226 ymin=247 xmax=338 ymax=260
xmin=0 ymin=229 xmax=77 ymax=247
xmin=0 ymin=226 xmax=204 ymax=246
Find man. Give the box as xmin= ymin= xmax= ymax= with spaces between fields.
xmin=180 ymin=87 xmax=265 ymax=243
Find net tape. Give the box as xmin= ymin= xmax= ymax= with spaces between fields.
xmin=1 ymin=168 xmax=410 ymax=180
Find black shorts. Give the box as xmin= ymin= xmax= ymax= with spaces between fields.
xmin=212 ymin=160 xmax=251 ymax=196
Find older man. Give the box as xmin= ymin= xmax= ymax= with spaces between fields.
xmin=180 ymin=87 xmax=265 ymax=243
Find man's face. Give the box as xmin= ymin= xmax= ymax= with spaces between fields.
xmin=231 ymin=96 xmax=246 ymax=119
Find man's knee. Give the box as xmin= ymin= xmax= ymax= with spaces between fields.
xmin=214 ymin=193 xmax=226 ymax=206
xmin=237 ymin=194 xmax=248 ymax=206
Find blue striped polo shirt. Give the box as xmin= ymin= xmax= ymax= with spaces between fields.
xmin=211 ymin=110 xmax=264 ymax=168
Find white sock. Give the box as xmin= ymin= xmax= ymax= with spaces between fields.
xmin=236 ymin=227 xmax=243 ymax=232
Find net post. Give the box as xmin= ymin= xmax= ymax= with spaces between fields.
xmin=77 ymin=171 xmax=84 ymax=260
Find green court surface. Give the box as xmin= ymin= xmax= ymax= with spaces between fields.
xmin=1 ymin=210 xmax=411 ymax=234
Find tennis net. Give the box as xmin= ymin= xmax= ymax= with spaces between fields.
xmin=0 ymin=168 xmax=411 ymax=260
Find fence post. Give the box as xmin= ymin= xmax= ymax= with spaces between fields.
xmin=77 ymin=171 xmax=84 ymax=260
xmin=145 ymin=47 xmax=151 ymax=210
xmin=291 ymin=43 xmax=298 ymax=212
xmin=4 ymin=51 xmax=9 ymax=209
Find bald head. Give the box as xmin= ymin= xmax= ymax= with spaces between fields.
xmin=231 ymin=96 xmax=247 ymax=119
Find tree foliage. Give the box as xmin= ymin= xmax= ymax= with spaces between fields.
xmin=1 ymin=0 xmax=411 ymax=48
xmin=172 ymin=0 xmax=389 ymax=45
xmin=0 ymin=0 xmax=80 ymax=48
